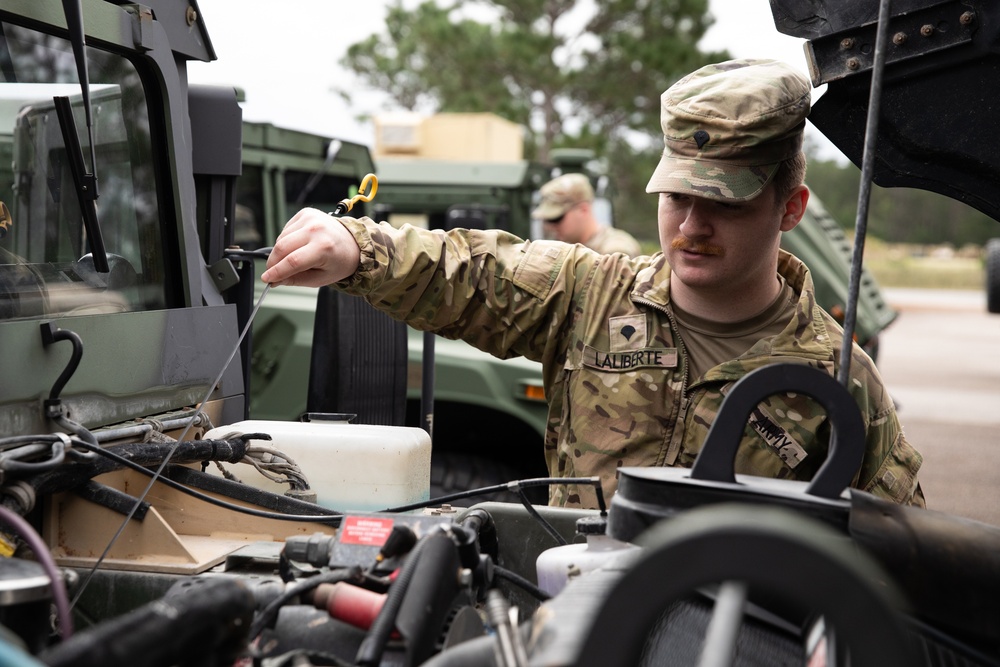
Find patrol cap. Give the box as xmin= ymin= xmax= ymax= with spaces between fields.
xmin=532 ymin=173 xmax=594 ymax=221
xmin=646 ymin=58 xmax=811 ymax=201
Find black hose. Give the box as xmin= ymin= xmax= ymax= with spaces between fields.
xmin=515 ymin=486 xmax=567 ymax=546
xmin=68 ymin=439 xmax=342 ymax=525
xmin=74 ymin=480 xmax=150 ymax=519
xmin=39 ymin=578 xmax=256 ymax=667
xmin=494 ymin=566 xmax=550 ymax=602
xmin=25 ymin=436 xmax=254 ymax=496
xmin=459 ymin=508 xmax=493 ymax=536
xmin=39 ymin=322 xmax=83 ymax=404
xmin=0 ymin=441 xmax=65 ymax=474
xmin=248 ymin=566 xmax=361 ymax=641
xmin=354 ymin=533 xmax=437 ymax=666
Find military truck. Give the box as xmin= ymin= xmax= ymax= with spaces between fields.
xmin=0 ymin=1 xmax=998 ymax=666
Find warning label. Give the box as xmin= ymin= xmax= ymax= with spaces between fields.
xmin=340 ymin=516 xmax=394 ymax=546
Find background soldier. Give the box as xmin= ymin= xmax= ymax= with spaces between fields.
xmin=532 ymin=173 xmax=642 ymax=256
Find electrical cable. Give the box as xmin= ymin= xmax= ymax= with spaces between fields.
xmin=380 ymin=476 xmax=607 ymax=514
xmin=514 ymin=486 xmax=567 ymax=546
xmin=0 ymin=504 xmax=73 ymax=640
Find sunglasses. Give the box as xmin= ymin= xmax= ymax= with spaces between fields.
xmin=544 ymin=213 xmax=566 ymax=225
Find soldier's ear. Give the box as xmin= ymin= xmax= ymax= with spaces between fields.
xmin=779 ymin=186 xmax=809 ymax=232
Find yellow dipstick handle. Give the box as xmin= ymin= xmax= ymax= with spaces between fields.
xmin=334 ymin=173 xmax=378 ymax=215
xmin=355 ymin=173 xmax=378 ymax=203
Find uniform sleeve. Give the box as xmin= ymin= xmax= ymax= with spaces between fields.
xmin=845 ymin=349 xmax=925 ymax=507
xmin=858 ymin=407 xmax=925 ymax=507
xmin=335 ymin=217 xmax=598 ymax=365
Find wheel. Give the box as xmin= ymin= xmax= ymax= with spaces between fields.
xmin=429 ymin=451 xmax=546 ymax=506
xmin=986 ymin=238 xmax=1000 ymax=314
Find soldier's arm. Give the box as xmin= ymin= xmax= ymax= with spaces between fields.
xmin=266 ymin=210 xmax=598 ymax=363
xmin=858 ymin=409 xmax=925 ymax=506
xmin=263 ymin=208 xmax=362 ymax=287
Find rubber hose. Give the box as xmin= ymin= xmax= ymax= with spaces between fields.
xmin=354 ymin=533 xmax=437 ymax=666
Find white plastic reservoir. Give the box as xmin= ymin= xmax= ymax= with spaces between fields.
xmin=536 ymin=534 xmax=639 ymax=597
xmin=202 ymin=420 xmax=431 ymax=512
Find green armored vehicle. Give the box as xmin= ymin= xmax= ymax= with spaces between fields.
xmin=1 ymin=1 xmax=997 ymax=666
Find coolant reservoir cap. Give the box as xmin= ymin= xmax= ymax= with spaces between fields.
xmin=575 ymin=516 xmax=608 ymax=536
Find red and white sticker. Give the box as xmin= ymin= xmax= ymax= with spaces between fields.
xmin=340 ymin=516 xmax=395 ymax=546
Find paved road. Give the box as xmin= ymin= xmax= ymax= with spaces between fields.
xmin=877 ymin=288 xmax=1000 ymax=525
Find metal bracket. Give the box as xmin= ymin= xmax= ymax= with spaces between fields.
xmin=805 ymin=0 xmax=976 ymax=85
xmin=207 ymin=257 xmax=240 ymax=292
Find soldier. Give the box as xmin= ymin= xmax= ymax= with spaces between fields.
xmin=263 ymin=58 xmax=924 ymax=509
xmin=532 ymin=173 xmax=642 ymax=256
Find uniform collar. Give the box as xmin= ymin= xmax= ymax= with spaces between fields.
xmin=629 ymin=253 xmax=673 ymax=307
xmin=629 ymin=249 xmax=836 ymax=365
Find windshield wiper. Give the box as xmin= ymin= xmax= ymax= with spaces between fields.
xmin=57 ymin=0 xmax=108 ymax=273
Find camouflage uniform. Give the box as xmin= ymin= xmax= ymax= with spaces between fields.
xmin=334 ymin=219 xmax=924 ymax=509
xmin=585 ymin=226 xmax=642 ymax=257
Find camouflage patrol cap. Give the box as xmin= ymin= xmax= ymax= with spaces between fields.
xmin=532 ymin=173 xmax=594 ymax=220
xmin=646 ymin=58 xmax=811 ymax=201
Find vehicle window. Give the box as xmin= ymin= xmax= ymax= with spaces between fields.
xmin=0 ymin=21 xmax=166 ymax=319
xmin=234 ymin=164 xmax=265 ymax=250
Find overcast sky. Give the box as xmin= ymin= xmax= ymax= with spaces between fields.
xmin=188 ymin=0 xmax=840 ymax=158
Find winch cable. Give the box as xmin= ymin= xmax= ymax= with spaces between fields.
xmin=836 ymin=0 xmax=892 ymax=387
xmin=70 ymin=174 xmax=379 ymax=611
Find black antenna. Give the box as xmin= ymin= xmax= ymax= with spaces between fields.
xmin=837 ymin=0 xmax=892 ymax=386
xmin=61 ymin=0 xmax=96 ymax=177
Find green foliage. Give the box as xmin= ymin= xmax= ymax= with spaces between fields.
xmin=341 ymin=0 xmax=727 ymax=164
xmin=605 ymin=142 xmax=662 ymax=241
xmin=806 ymin=157 xmax=999 ymax=246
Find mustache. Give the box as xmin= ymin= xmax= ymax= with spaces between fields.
xmin=670 ymin=236 xmax=725 ymax=256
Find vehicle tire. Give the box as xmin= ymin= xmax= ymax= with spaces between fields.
xmin=429 ymin=451 xmax=546 ymax=507
xmin=987 ymin=238 xmax=1000 ymax=314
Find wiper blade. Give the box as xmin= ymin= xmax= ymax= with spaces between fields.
xmin=53 ymin=96 xmax=109 ymax=273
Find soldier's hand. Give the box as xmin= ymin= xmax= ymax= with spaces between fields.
xmin=262 ymin=208 xmax=362 ymax=287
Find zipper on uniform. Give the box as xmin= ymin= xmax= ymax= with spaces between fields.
xmin=633 ymin=296 xmax=690 ymax=466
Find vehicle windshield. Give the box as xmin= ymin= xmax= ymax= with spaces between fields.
xmin=0 ymin=20 xmax=166 ymax=320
